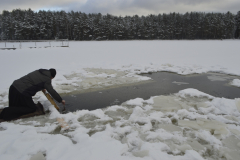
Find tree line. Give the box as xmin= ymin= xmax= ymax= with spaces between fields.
xmin=0 ymin=9 xmax=240 ymax=40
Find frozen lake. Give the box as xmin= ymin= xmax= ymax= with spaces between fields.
xmin=1 ymin=40 xmax=240 ymax=160
xmin=62 ymin=72 xmax=240 ymax=112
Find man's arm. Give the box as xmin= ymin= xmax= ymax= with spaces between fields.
xmin=44 ymin=81 xmax=63 ymax=103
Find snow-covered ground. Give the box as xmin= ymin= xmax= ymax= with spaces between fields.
xmin=0 ymin=40 xmax=240 ymax=160
xmin=1 ymin=89 xmax=240 ymax=160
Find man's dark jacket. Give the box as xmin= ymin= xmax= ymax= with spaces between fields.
xmin=12 ymin=69 xmax=62 ymax=103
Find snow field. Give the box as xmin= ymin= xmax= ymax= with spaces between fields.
xmin=1 ymin=89 xmax=240 ymax=160
xmin=0 ymin=40 xmax=240 ymax=94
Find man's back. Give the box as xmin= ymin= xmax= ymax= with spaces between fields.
xmin=12 ymin=69 xmax=62 ymax=103
xmin=13 ymin=70 xmax=51 ymax=97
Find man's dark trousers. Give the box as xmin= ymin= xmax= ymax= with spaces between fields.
xmin=0 ymin=85 xmax=36 ymax=120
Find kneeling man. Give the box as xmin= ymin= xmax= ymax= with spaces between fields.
xmin=0 ymin=68 xmax=65 ymax=121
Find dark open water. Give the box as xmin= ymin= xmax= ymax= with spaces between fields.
xmin=61 ymin=72 xmax=240 ymax=112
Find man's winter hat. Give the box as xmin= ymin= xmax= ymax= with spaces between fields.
xmin=49 ymin=68 xmax=56 ymax=78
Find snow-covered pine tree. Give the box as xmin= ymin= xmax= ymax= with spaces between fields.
xmin=235 ymin=11 xmax=240 ymax=38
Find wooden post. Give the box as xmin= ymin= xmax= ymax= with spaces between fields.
xmin=42 ymin=91 xmax=59 ymax=110
xmin=42 ymin=91 xmax=69 ymax=130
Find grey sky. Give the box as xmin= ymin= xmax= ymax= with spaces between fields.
xmin=0 ymin=0 xmax=239 ymax=15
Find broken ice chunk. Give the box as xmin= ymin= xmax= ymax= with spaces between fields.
xmin=177 ymin=88 xmax=214 ymax=99
xmin=228 ymin=128 xmax=240 ymax=137
xmin=153 ymin=96 xmax=190 ymax=112
xmin=231 ymin=79 xmax=240 ymax=87
xmin=220 ymin=148 xmax=240 ymax=160
xmin=178 ymin=119 xmax=228 ymax=136
xmin=187 ymin=140 xmax=205 ymax=151
xmin=158 ymin=124 xmax=182 ymax=132
xmin=176 ymin=144 xmax=192 ymax=152
xmin=222 ymin=135 xmax=240 ymax=150
xmin=30 ymin=152 xmax=45 ymax=160
xmin=126 ymin=98 xmax=144 ymax=106
xmin=172 ymin=81 xmax=189 ymax=85
xmin=235 ymin=98 xmax=240 ymax=112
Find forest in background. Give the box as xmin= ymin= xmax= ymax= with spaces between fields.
xmin=0 ymin=9 xmax=240 ymax=40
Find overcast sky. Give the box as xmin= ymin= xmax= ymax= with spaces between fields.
xmin=0 ymin=0 xmax=239 ymax=16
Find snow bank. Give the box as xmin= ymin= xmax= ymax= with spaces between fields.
xmin=1 ymin=89 xmax=240 ymax=160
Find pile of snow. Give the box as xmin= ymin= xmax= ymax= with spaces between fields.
xmin=231 ymin=79 xmax=240 ymax=87
xmin=1 ymin=89 xmax=240 ymax=160
xmin=177 ymin=88 xmax=214 ymax=99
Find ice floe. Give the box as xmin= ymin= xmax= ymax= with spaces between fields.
xmin=54 ymin=68 xmax=151 ymax=94
xmin=172 ymin=81 xmax=189 ymax=85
